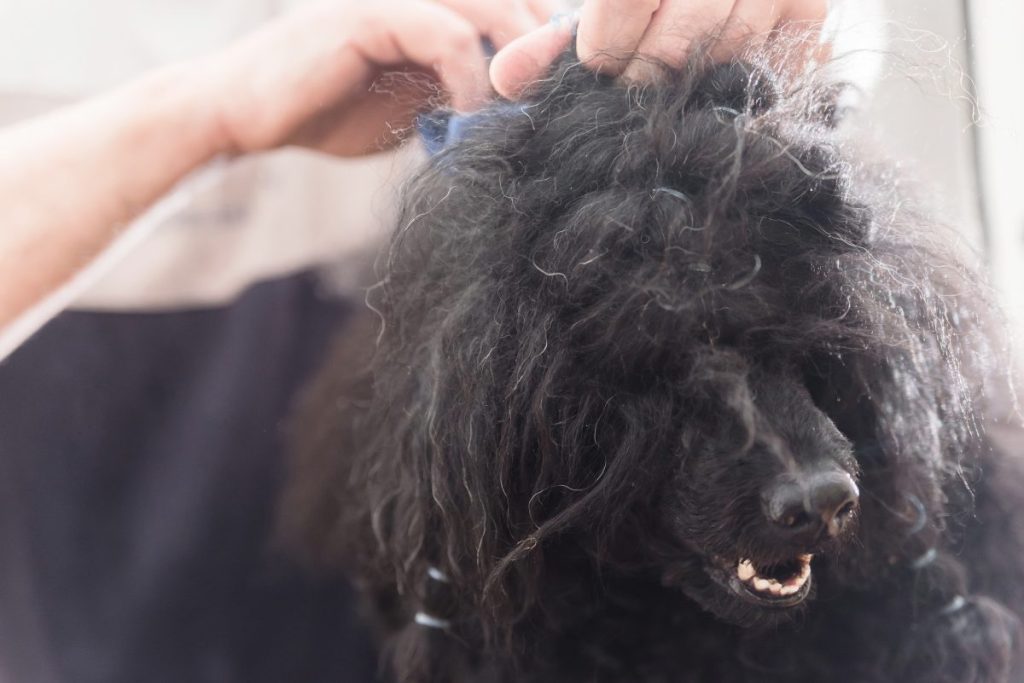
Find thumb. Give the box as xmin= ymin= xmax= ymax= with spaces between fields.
xmin=489 ymin=16 xmax=576 ymax=100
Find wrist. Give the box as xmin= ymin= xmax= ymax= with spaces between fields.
xmin=135 ymin=58 xmax=233 ymax=162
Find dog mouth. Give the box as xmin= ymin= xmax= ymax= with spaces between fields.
xmin=705 ymin=553 xmax=813 ymax=608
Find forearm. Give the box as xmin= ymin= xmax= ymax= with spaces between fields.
xmin=0 ymin=61 xmax=221 ymax=329
xmin=0 ymin=0 xmax=549 ymax=344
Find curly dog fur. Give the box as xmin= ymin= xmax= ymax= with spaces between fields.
xmin=279 ymin=46 xmax=1024 ymax=682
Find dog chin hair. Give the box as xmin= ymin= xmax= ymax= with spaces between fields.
xmin=280 ymin=39 xmax=1024 ymax=683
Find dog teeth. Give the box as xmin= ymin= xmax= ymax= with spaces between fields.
xmin=736 ymin=554 xmax=813 ymax=597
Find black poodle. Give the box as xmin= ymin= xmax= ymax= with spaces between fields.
xmin=279 ymin=45 xmax=1024 ymax=682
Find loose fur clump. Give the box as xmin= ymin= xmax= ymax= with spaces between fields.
xmin=280 ymin=45 xmax=1024 ymax=682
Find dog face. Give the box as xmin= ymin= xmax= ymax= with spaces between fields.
xmin=659 ymin=371 xmax=861 ymax=626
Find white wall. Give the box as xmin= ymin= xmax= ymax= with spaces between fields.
xmin=967 ymin=1 xmax=1024 ymax=332
xmin=860 ymin=1 xmax=982 ymax=247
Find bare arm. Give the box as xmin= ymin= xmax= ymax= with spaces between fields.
xmin=0 ymin=63 xmax=219 ymax=329
xmin=0 ymin=0 xmax=553 ymax=350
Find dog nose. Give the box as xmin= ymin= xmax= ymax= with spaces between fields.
xmin=763 ymin=470 xmax=859 ymax=538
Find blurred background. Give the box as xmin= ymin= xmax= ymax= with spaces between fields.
xmin=864 ymin=1 xmax=1024 ymax=336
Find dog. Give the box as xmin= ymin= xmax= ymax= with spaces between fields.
xmin=278 ymin=46 xmax=1024 ymax=682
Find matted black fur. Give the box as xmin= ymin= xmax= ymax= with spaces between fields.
xmin=280 ymin=47 xmax=1024 ymax=682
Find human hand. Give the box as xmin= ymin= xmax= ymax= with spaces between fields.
xmin=203 ymin=0 xmax=555 ymax=157
xmin=490 ymin=0 xmax=830 ymax=99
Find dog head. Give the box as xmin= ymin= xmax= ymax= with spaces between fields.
xmin=291 ymin=48 xmax=1003 ymax=672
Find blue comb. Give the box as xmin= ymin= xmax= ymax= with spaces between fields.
xmin=417 ymin=105 xmax=530 ymax=156
xmin=415 ymin=39 xmax=503 ymax=156
xmin=417 ymin=109 xmax=482 ymax=156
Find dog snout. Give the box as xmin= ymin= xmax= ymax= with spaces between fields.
xmin=762 ymin=470 xmax=859 ymax=540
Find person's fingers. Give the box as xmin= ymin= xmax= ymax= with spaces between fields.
xmin=619 ymin=0 xmax=734 ymax=81
xmin=351 ymin=2 xmax=491 ymax=110
xmin=707 ymin=0 xmax=783 ymax=63
xmin=576 ymin=0 xmax=662 ymax=76
xmin=489 ymin=18 xmax=577 ymax=99
xmin=431 ymin=0 xmax=542 ymax=49
xmin=484 ymin=0 xmax=830 ymax=100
